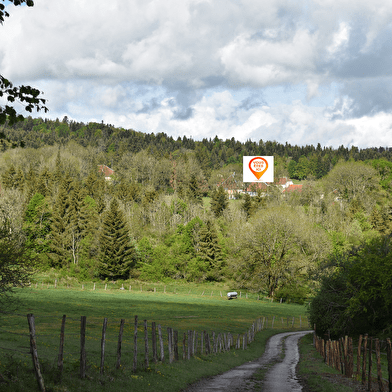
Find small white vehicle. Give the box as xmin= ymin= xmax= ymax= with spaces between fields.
xmin=227 ymin=291 xmax=238 ymax=300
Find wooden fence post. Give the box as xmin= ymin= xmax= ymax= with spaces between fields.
xmin=386 ymin=338 xmax=392 ymax=392
xmin=27 ymin=314 xmax=46 ymax=392
xmin=183 ymin=333 xmax=186 ymax=360
xmin=187 ymin=331 xmax=191 ymax=359
xmin=116 ymin=319 xmax=125 ymax=369
xmin=192 ymin=331 xmax=196 ymax=356
xmin=167 ymin=328 xmax=172 ymax=363
xmin=194 ymin=331 xmax=198 ymax=355
xmin=201 ymin=331 xmax=204 ymax=355
xmin=174 ymin=330 xmax=179 ymax=361
xmin=100 ymin=317 xmax=108 ymax=375
xmin=80 ymin=316 xmax=87 ymax=379
xmin=356 ymin=334 xmax=363 ymax=376
xmin=58 ymin=315 xmax=66 ymax=379
xmin=362 ymin=334 xmax=368 ymax=385
xmin=133 ymin=316 xmax=138 ymax=372
xmin=158 ymin=324 xmax=164 ymax=362
xmin=368 ymin=337 xmax=373 ymax=392
xmin=152 ymin=322 xmax=157 ymax=363
xmin=347 ymin=337 xmax=353 ymax=378
xmin=375 ymin=338 xmax=385 ymax=392
xmin=144 ymin=320 xmax=149 ymax=369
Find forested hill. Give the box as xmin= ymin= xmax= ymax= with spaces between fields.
xmin=1 ymin=115 xmax=392 ymax=180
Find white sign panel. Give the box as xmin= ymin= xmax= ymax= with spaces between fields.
xmin=243 ymin=156 xmax=274 ymax=182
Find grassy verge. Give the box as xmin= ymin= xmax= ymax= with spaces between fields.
xmin=0 ymin=286 xmax=309 ymax=392
xmin=298 ymin=333 xmax=355 ymax=392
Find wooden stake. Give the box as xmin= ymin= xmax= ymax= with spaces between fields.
xmin=133 ymin=316 xmax=138 ymax=371
xmin=158 ymin=324 xmax=164 ymax=362
xmin=80 ymin=316 xmax=87 ymax=379
xmin=116 ymin=319 xmax=125 ymax=369
xmin=375 ymin=338 xmax=385 ymax=392
xmin=368 ymin=337 xmax=373 ymax=392
xmin=144 ymin=320 xmax=149 ymax=369
xmin=174 ymin=330 xmax=179 ymax=361
xmin=362 ymin=334 xmax=368 ymax=385
xmin=356 ymin=335 xmax=363 ymax=376
xmin=386 ymin=338 xmax=392 ymax=392
xmin=167 ymin=327 xmax=173 ymax=363
xmin=27 ymin=314 xmax=46 ymax=392
xmin=58 ymin=315 xmax=66 ymax=379
xmin=152 ymin=322 xmax=157 ymax=363
xmin=100 ymin=317 xmax=108 ymax=375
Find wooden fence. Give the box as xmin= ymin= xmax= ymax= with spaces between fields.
xmin=24 ymin=314 xmax=306 ymax=392
xmin=28 ymin=280 xmax=303 ymax=303
xmin=314 ymin=328 xmax=392 ymax=392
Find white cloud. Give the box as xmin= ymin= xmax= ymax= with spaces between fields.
xmin=1 ymin=0 xmax=392 ymax=149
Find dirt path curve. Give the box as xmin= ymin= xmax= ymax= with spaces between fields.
xmin=183 ymin=330 xmax=312 ymax=392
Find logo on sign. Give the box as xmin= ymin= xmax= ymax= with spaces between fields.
xmin=243 ymin=156 xmax=274 ymax=182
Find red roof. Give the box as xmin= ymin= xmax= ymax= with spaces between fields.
xmin=283 ymin=184 xmax=303 ymax=193
xmin=277 ymin=177 xmax=289 ymax=185
xmin=98 ymin=165 xmax=114 ymax=177
xmin=246 ymin=182 xmax=268 ymax=192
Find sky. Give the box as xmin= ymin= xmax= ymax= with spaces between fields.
xmin=1 ymin=0 xmax=392 ymax=148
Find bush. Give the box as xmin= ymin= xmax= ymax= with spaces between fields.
xmin=274 ymin=282 xmax=311 ymax=305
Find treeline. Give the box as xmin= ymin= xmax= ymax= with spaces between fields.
xmin=2 ymin=116 xmax=392 ymax=179
xmin=1 ymin=117 xmax=392 ymax=336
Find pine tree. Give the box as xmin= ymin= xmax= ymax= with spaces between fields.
xmin=48 ymin=178 xmax=71 ymax=267
xmin=242 ymin=193 xmax=252 ymax=219
xmin=23 ymin=193 xmax=51 ymax=262
xmin=198 ymin=220 xmax=223 ymax=281
xmin=36 ymin=167 xmax=52 ymax=197
xmin=65 ymin=184 xmax=89 ymax=264
xmin=1 ymin=164 xmax=24 ymax=190
xmin=188 ymin=174 xmax=202 ymax=204
xmin=210 ymin=186 xmax=228 ymax=217
xmin=98 ymin=198 xmax=135 ymax=280
xmin=25 ymin=165 xmax=38 ymax=199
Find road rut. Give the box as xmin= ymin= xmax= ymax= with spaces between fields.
xmin=183 ymin=330 xmax=312 ymax=392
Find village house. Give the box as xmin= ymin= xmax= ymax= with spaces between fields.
xmin=97 ymin=164 xmax=114 ymax=181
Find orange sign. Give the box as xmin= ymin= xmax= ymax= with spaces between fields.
xmin=249 ymin=157 xmax=268 ymax=180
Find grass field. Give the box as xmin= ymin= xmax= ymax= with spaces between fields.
xmin=0 ymin=285 xmax=309 ymax=392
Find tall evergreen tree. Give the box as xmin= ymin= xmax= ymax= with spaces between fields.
xmin=65 ymin=184 xmax=89 ymax=264
xmin=188 ymin=174 xmax=202 ymax=204
xmin=98 ymin=198 xmax=135 ymax=280
xmin=210 ymin=186 xmax=228 ymax=217
xmin=48 ymin=178 xmax=71 ymax=267
xmin=23 ymin=192 xmax=51 ymax=263
xmin=198 ymin=220 xmax=223 ymax=281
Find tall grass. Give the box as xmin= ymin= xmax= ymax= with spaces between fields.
xmin=0 ymin=286 xmax=309 ymax=391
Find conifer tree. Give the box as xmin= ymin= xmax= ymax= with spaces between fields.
xmin=1 ymin=164 xmax=24 ymax=190
xmin=25 ymin=165 xmax=38 ymax=199
xmin=24 ymin=193 xmax=51 ymax=263
xmin=242 ymin=193 xmax=253 ymax=219
xmin=36 ymin=167 xmax=52 ymax=197
xmin=198 ymin=220 xmax=223 ymax=281
xmin=98 ymin=198 xmax=135 ymax=280
xmin=48 ymin=178 xmax=71 ymax=267
xmin=85 ymin=166 xmax=106 ymax=214
xmin=210 ymin=185 xmax=228 ymax=217
xmin=65 ymin=184 xmax=89 ymax=264
xmin=188 ymin=174 xmax=202 ymax=204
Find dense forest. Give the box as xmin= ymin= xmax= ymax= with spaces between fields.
xmin=1 ymin=116 xmax=392 ymax=337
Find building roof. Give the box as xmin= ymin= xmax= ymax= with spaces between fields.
xmin=98 ymin=164 xmax=114 ymax=178
xmin=283 ymin=184 xmax=303 ymax=193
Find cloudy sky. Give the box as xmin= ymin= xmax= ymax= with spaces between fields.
xmin=1 ymin=0 xmax=392 ymax=148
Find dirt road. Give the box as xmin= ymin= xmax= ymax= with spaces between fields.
xmin=183 ymin=330 xmax=312 ymax=392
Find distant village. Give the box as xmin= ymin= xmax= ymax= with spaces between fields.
xmin=98 ymin=164 xmax=302 ymax=200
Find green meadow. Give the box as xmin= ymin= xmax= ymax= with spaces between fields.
xmin=0 ymin=284 xmax=309 ymax=391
